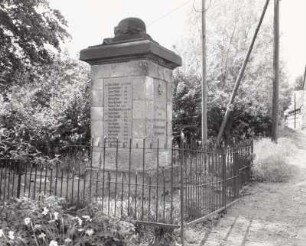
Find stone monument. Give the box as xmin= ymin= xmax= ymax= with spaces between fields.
xmin=80 ymin=17 xmax=181 ymax=170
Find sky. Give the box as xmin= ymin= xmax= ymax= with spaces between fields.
xmin=49 ymin=0 xmax=306 ymax=83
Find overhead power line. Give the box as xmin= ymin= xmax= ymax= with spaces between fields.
xmin=148 ymin=0 xmax=193 ymax=26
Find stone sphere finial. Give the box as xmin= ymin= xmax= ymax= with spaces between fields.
xmin=103 ymin=17 xmax=155 ymax=45
xmin=114 ymin=17 xmax=146 ymax=37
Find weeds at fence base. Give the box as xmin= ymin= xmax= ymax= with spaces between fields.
xmin=252 ymin=138 xmax=296 ymax=182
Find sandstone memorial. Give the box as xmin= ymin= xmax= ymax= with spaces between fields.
xmin=80 ymin=18 xmax=181 ymax=169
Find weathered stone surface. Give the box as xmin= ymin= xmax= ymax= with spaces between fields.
xmin=91 ymin=121 xmax=104 ymax=137
xmin=145 ymin=100 xmax=154 ymax=120
xmin=91 ymin=60 xmax=174 ymax=81
xmin=91 ymin=90 xmax=103 ymax=107
xmin=132 ymin=77 xmax=146 ymax=100
xmin=91 ymin=78 xmax=104 ymax=90
xmin=91 ymin=151 xmax=102 ymax=168
xmin=132 ymin=100 xmax=146 ymax=119
xmin=91 ymin=107 xmax=104 ymax=121
xmin=145 ymin=77 xmax=154 ymax=99
xmin=132 ymin=119 xmax=146 ymax=138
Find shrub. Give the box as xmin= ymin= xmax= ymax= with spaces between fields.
xmin=252 ymin=137 xmax=297 ymax=182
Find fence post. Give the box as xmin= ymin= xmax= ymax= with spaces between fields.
xmin=16 ymin=162 xmax=22 ymax=199
xmin=249 ymin=140 xmax=254 ymax=181
xmin=233 ymin=150 xmax=239 ymax=199
xmin=180 ymin=140 xmax=185 ymax=246
xmin=222 ymin=149 xmax=227 ymax=210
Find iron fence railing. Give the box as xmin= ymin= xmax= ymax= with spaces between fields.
xmin=0 ymin=139 xmax=253 ymax=227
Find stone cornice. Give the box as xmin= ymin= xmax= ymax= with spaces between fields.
xmin=80 ymin=40 xmax=181 ymax=69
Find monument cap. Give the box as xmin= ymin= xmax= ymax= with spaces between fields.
xmin=80 ymin=17 xmax=182 ymax=69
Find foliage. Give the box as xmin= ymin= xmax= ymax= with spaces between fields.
xmin=0 ymin=0 xmax=86 ymax=163
xmin=0 ymin=0 xmax=70 ymax=88
xmin=0 ymin=56 xmax=90 ymax=160
xmin=294 ymin=75 xmax=304 ymax=90
xmin=0 ymin=197 xmax=137 ymax=246
xmin=173 ymin=72 xmax=272 ymax=143
xmin=173 ymin=0 xmax=291 ymax=142
xmin=252 ymin=137 xmax=297 ymax=182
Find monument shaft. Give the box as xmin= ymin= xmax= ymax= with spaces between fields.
xmin=80 ymin=18 xmax=181 ymax=169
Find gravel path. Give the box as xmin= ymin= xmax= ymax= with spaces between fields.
xmin=184 ymin=130 xmax=306 ymax=246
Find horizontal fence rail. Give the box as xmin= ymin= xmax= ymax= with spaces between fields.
xmin=0 ymin=138 xmax=253 ymax=227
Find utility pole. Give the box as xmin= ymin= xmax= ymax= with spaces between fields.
xmin=272 ymin=0 xmax=280 ymax=142
xmin=201 ymin=0 xmax=208 ymax=148
xmin=294 ymin=92 xmax=296 ymax=129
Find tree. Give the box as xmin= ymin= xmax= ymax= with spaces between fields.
xmin=173 ymin=0 xmax=291 ymax=142
xmin=0 ymin=0 xmax=70 ymax=87
xmin=0 ymin=56 xmax=90 ymax=158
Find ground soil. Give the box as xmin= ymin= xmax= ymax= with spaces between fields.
xmin=183 ymin=129 xmax=306 ymax=246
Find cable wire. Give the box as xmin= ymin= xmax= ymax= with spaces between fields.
xmin=148 ymin=0 xmax=193 ymax=26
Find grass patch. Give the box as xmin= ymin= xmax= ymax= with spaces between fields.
xmin=252 ymin=137 xmax=297 ymax=182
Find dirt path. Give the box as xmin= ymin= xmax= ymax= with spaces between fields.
xmin=185 ymin=130 xmax=306 ymax=246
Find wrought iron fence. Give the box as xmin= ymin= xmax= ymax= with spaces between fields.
xmin=0 ymin=139 xmax=253 ymax=227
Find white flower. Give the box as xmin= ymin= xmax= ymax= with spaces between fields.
xmin=34 ymin=224 xmax=41 ymax=229
xmin=64 ymin=238 xmax=72 ymax=243
xmin=38 ymin=233 xmax=46 ymax=239
xmin=53 ymin=212 xmax=59 ymax=220
xmin=49 ymin=240 xmax=58 ymax=246
xmin=42 ymin=207 xmax=49 ymax=215
xmin=0 ymin=229 xmax=3 ymax=238
xmin=85 ymin=229 xmax=94 ymax=236
xmin=81 ymin=215 xmax=91 ymax=221
xmin=8 ymin=231 xmax=15 ymax=240
xmin=78 ymin=228 xmax=84 ymax=232
xmin=75 ymin=217 xmax=82 ymax=226
xmin=24 ymin=217 xmax=31 ymax=225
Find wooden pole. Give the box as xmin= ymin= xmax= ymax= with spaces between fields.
xmin=216 ymin=0 xmax=270 ymax=145
xmin=294 ymin=92 xmax=296 ymax=129
xmin=271 ymin=0 xmax=280 ymax=142
xmin=303 ymin=66 xmax=306 ymax=91
xmin=201 ymin=0 xmax=208 ymax=147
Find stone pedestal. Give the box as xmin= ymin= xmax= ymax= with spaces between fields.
xmin=80 ymin=18 xmax=181 ymax=170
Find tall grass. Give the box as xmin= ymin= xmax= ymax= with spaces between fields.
xmin=252 ymin=137 xmax=297 ymax=182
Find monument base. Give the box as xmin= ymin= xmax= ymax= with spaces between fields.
xmin=91 ymin=144 xmax=172 ymax=171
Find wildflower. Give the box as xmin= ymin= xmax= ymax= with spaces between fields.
xmin=64 ymin=238 xmax=72 ymax=243
xmin=74 ymin=217 xmax=82 ymax=226
xmin=24 ymin=217 xmax=31 ymax=225
xmin=8 ymin=231 xmax=15 ymax=240
xmin=81 ymin=215 xmax=91 ymax=221
xmin=42 ymin=207 xmax=49 ymax=215
xmin=85 ymin=229 xmax=94 ymax=236
xmin=49 ymin=240 xmax=58 ymax=246
xmin=0 ymin=229 xmax=3 ymax=238
xmin=78 ymin=228 xmax=84 ymax=232
xmin=34 ymin=224 xmax=41 ymax=229
xmin=38 ymin=233 xmax=46 ymax=239
xmin=53 ymin=212 xmax=59 ymax=220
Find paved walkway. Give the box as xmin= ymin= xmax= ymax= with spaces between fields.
xmin=185 ymin=130 xmax=306 ymax=246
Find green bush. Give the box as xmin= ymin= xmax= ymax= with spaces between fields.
xmin=252 ymin=138 xmax=297 ymax=182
